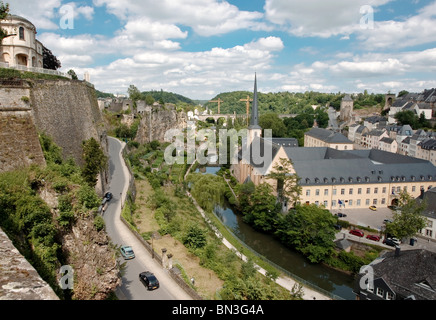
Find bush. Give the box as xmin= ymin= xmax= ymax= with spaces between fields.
xmin=77 ymin=184 xmax=101 ymax=209
xmin=94 ymin=215 xmax=105 ymax=231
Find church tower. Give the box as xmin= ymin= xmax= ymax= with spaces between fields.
xmin=248 ymin=73 xmax=262 ymax=145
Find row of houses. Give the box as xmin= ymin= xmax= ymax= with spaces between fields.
xmin=348 ymin=120 xmax=436 ymax=166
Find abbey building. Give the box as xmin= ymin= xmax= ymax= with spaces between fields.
xmin=232 ymin=76 xmax=436 ymax=211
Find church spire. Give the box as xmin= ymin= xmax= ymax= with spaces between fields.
xmin=249 ymin=73 xmax=261 ymax=129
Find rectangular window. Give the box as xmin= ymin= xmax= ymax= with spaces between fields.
xmin=349 ymin=200 xmax=353 ymax=206
xmin=341 ymin=189 xmax=345 ymax=195
xmin=366 ymin=199 xmax=370 ymax=206
xmin=381 ymin=198 xmax=386 ymax=205
xmin=324 ymin=201 xmax=328 ymax=207
xmin=373 ymin=199 xmax=378 ymax=205
xmin=324 ymin=189 xmax=329 ymax=196
xmin=386 ymin=292 xmax=394 ymax=300
xmin=412 ymin=186 xmax=416 ymax=192
xmin=332 ymin=200 xmax=337 ymax=207
xmin=357 ymin=199 xmax=361 ymax=206
xmin=306 ymin=190 xmax=311 ymax=196
xmin=376 ymin=287 xmax=384 ymax=298
xmin=316 ymin=189 xmax=320 ymax=196
xmin=349 ymin=188 xmax=353 ymax=195
xmin=358 ymin=188 xmax=362 ymax=195
xmin=374 ymin=188 xmax=378 ymax=194
xmin=333 ymin=189 xmax=337 ymax=196
xmin=315 ymin=201 xmax=319 ymax=206
xmin=367 ymin=188 xmax=371 ymax=194
xmin=382 ymin=187 xmax=387 ymax=194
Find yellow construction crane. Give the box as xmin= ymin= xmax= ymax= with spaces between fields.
xmin=209 ymin=98 xmax=223 ymax=114
xmin=240 ymin=95 xmax=253 ymax=125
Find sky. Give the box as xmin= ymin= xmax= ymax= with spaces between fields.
xmin=8 ymin=0 xmax=436 ymax=100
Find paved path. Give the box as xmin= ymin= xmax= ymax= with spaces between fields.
xmin=105 ymin=137 xmax=192 ymax=300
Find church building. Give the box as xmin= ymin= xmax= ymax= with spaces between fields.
xmin=232 ymin=76 xmax=436 ymax=211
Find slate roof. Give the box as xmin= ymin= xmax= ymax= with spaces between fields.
xmin=284 ymin=148 xmax=436 ymax=186
xmin=419 ymin=139 xmax=436 ymax=150
xmin=305 ymin=128 xmax=352 ymax=144
xmin=371 ymin=249 xmax=436 ymax=300
xmin=380 ymin=137 xmax=395 ymax=144
xmin=268 ymin=138 xmax=299 ymax=148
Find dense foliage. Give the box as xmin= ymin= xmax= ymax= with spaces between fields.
xmin=0 ymin=133 xmax=106 ymax=299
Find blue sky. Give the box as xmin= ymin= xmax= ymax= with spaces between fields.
xmin=9 ymin=0 xmax=436 ymax=99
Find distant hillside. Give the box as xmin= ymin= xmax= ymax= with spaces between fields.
xmin=141 ymin=90 xmax=197 ymax=106
xmin=204 ymin=91 xmax=385 ymax=115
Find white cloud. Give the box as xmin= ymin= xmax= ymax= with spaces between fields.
xmin=357 ymin=1 xmax=436 ymax=49
xmin=93 ymin=0 xmax=268 ymax=36
xmin=264 ymin=0 xmax=393 ymax=37
xmin=9 ymin=0 xmax=61 ymax=29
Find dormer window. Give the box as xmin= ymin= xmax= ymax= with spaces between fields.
xmin=19 ymin=26 xmax=25 ymax=40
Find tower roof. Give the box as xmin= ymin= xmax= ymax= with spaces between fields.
xmin=249 ymin=73 xmax=261 ymax=130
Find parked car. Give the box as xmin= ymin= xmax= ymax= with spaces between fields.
xmin=120 ymin=245 xmax=135 ymax=260
xmin=335 ymin=212 xmax=347 ymax=218
xmin=104 ymin=192 xmax=113 ymax=201
xmin=139 ymin=271 xmax=159 ymax=290
xmin=334 ymin=224 xmax=342 ymax=230
xmin=349 ymin=229 xmax=364 ymax=237
xmin=369 ymin=206 xmax=377 ymax=211
xmin=383 ymin=237 xmax=401 ymax=247
xmin=366 ymin=235 xmax=380 ymax=242
xmin=384 ymin=219 xmax=393 ymax=224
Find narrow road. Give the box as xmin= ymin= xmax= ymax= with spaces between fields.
xmin=103 ymin=137 xmax=192 ymax=300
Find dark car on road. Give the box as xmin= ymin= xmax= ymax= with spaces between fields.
xmin=104 ymin=192 xmax=113 ymax=201
xmin=383 ymin=238 xmax=400 ymax=247
xmin=139 ymin=271 xmax=159 ymax=290
xmin=335 ymin=213 xmax=347 ymax=218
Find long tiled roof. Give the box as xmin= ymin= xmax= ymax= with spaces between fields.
xmin=284 ymin=148 xmax=436 ymax=186
xmin=305 ymin=128 xmax=352 ymax=144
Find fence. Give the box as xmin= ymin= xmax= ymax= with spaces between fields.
xmin=0 ymin=62 xmax=72 ymax=79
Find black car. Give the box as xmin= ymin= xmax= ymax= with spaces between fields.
xmin=383 ymin=238 xmax=400 ymax=247
xmin=335 ymin=213 xmax=347 ymax=218
xmin=104 ymin=192 xmax=113 ymax=201
xmin=139 ymin=271 xmax=159 ymax=290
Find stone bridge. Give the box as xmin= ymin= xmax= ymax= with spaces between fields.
xmin=196 ymin=113 xmax=297 ymax=123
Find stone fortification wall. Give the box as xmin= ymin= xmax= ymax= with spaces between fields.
xmin=30 ymin=80 xmax=107 ymax=167
xmin=0 ymin=111 xmax=46 ymax=172
xmin=0 ymin=79 xmax=109 ymax=194
xmin=135 ymin=104 xmax=187 ymax=144
xmin=0 ymin=227 xmax=59 ymax=300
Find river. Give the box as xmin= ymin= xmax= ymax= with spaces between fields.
xmin=195 ymin=166 xmax=356 ymax=300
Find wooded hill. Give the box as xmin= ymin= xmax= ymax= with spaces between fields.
xmin=203 ymin=91 xmax=385 ymax=115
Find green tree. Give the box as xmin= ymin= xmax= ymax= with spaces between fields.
xmin=395 ymin=110 xmax=419 ymax=129
xmin=386 ymin=191 xmax=427 ymax=240
xmin=81 ymin=137 xmax=108 ymax=187
xmin=267 ymin=158 xmax=302 ymax=208
xmin=0 ymin=1 xmax=10 ymax=43
xmin=242 ymin=183 xmax=280 ymax=232
xmin=276 ymin=204 xmax=337 ymax=263
xmin=259 ymin=113 xmax=286 ymax=138
xmin=67 ymin=69 xmax=78 ymax=80
xmin=183 ymin=224 xmax=207 ymax=249
xmin=186 ymin=173 xmax=226 ymax=212
xmin=128 ymin=84 xmax=142 ymax=101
